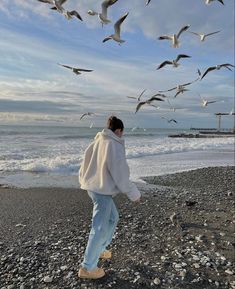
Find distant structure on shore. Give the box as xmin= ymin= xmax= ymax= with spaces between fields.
xmin=169 ymin=112 xmax=235 ymax=138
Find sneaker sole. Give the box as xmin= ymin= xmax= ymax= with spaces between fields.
xmin=78 ymin=272 xmax=105 ymax=279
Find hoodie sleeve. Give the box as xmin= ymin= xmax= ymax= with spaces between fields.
xmin=107 ymin=143 xmax=141 ymax=202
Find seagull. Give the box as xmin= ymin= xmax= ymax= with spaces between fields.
xmin=146 ymin=0 xmax=151 ymax=5
xmin=158 ymin=25 xmax=190 ymax=48
xmin=37 ymin=0 xmax=67 ymax=8
xmin=157 ymin=54 xmax=191 ymax=70
xmin=38 ymin=0 xmax=67 ymax=13
xmin=161 ymin=116 xmax=178 ymax=123
xmin=80 ymin=112 xmax=95 ymax=120
xmin=126 ymin=89 xmax=146 ymax=101
xmin=37 ymin=0 xmax=67 ymax=12
xmin=189 ymin=30 xmax=220 ymax=42
xmin=201 ymin=63 xmax=235 ymax=80
xmin=159 ymin=81 xmax=195 ymax=97
xmin=63 ymin=10 xmax=83 ymax=21
xmin=205 ymin=0 xmax=224 ymax=5
xmin=135 ymin=96 xmax=164 ymax=113
xmin=38 ymin=0 xmax=83 ymax=21
xmin=103 ymin=12 xmax=129 ymax=44
xmin=57 ymin=63 xmax=93 ymax=75
xmin=201 ymin=99 xmax=218 ymax=107
xmin=87 ymin=0 xmax=118 ymax=26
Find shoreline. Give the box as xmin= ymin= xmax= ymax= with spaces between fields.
xmin=0 ymin=166 xmax=234 ymax=289
xmin=1 ymin=149 xmax=234 ymax=189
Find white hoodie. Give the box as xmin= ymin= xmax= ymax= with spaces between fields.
xmin=79 ymin=129 xmax=141 ymax=201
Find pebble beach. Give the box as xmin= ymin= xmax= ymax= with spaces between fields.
xmin=0 ymin=166 xmax=234 ymax=289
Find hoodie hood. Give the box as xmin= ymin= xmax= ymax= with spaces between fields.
xmin=95 ymin=128 xmax=124 ymax=145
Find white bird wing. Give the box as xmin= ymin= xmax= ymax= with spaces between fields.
xmin=205 ymin=30 xmax=221 ymax=37
xmin=177 ymin=25 xmax=190 ymax=38
xmin=160 ymin=86 xmax=177 ymax=92
xmin=201 ymin=66 xmax=216 ymax=79
xmin=68 ymin=10 xmax=83 ymax=21
xmin=207 ymin=100 xmax=217 ymax=104
xmin=181 ymin=80 xmax=194 ymax=87
xmin=101 ymin=0 xmax=118 ymax=18
xmin=189 ymin=31 xmax=201 ymax=36
xmin=58 ymin=63 xmax=73 ymax=70
xmin=58 ymin=0 xmax=67 ymax=5
xmin=76 ymin=68 xmax=93 ymax=72
xmin=114 ymin=12 xmax=129 ymax=37
xmin=127 ymin=96 xmax=137 ymax=99
xmin=175 ymin=54 xmax=191 ymax=62
xmin=80 ymin=113 xmax=88 ymax=120
xmin=157 ymin=61 xmax=173 ymax=70
xmin=158 ymin=35 xmax=172 ymax=40
xmin=135 ymin=101 xmax=146 ymax=113
xmin=137 ymin=89 xmax=146 ymax=101
xmin=37 ymin=0 xmax=54 ymax=3
xmin=101 ymin=0 xmax=109 ymax=19
xmin=220 ymin=63 xmax=235 ymax=71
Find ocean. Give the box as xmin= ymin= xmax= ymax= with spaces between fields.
xmin=0 ymin=125 xmax=234 ymax=188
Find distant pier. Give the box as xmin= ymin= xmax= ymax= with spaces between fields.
xmin=169 ymin=112 xmax=235 ymax=138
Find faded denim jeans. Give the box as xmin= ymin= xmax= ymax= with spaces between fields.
xmin=82 ymin=191 xmax=119 ymax=271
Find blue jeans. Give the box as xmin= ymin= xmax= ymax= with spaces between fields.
xmin=82 ymin=191 xmax=119 ymax=271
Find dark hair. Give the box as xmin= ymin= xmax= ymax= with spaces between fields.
xmin=107 ymin=115 xmax=124 ymax=132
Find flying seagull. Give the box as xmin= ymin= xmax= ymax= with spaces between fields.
xmin=201 ymin=63 xmax=235 ymax=80
xmin=103 ymin=12 xmax=129 ymax=44
xmin=159 ymin=81 xmax=195 ymax=97
xmin=157 ymin=54 xmax=191 ymax=70
xmin=158 ymin=25 xmax=190 ymax=48
xmin=135 ymin=96 xmax=164 ymax=113
xmin=63 ymin=10 xmax=83 ymax=21
xmin=87 ymin=0 xmax=118 ymax=26
xmin=161 ymin=116 xmax=178 ymax=124
xmin=41 ymin=0 xmax=67 ymax=13
xmin=37 ymin=0 xmax=67 ymax=8
xmin=126 ymin=89 xmax=146 ymax=101
xmin=205 ymin=0 xmax=224 ymax=5
xmin=201 ymin=99 xmax=218 ymax=107
xmin=80 ymin=112 xmax=95 ymax=120
xmin=189 ymin=30 xmax=220 ymax=42
xmin=58 ymin=63 xmax=93 ymax=75
xmin=38 ymin=0 xmax=83 ymax=21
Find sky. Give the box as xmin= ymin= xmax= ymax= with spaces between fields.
xmin=0 ymin=0 xmax=234 ymax=128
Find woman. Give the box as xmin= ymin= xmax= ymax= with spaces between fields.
xmin=78 ymin=116 xmax=141 ymax=279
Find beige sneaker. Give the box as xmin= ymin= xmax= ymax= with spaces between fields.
xmin=100 ymin=250 xmax=112 ymax=259
xmin=78 ymin=267 xmax=105 ymax=279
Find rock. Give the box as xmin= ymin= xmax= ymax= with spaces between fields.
xmin=230 ymin=281 xmax=235 ymax=289
xmin=153 ymin=277 xmax=161 ymax=285
xmin=193 ymin=263 xmax=200 ymax=269
xmin=43 ymin=276 xmax=53 ymax=283
xmin=15 ymin=224 xmax=26 ymax=228
xmin=225 ymin=269 xmax=234 ymax=275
